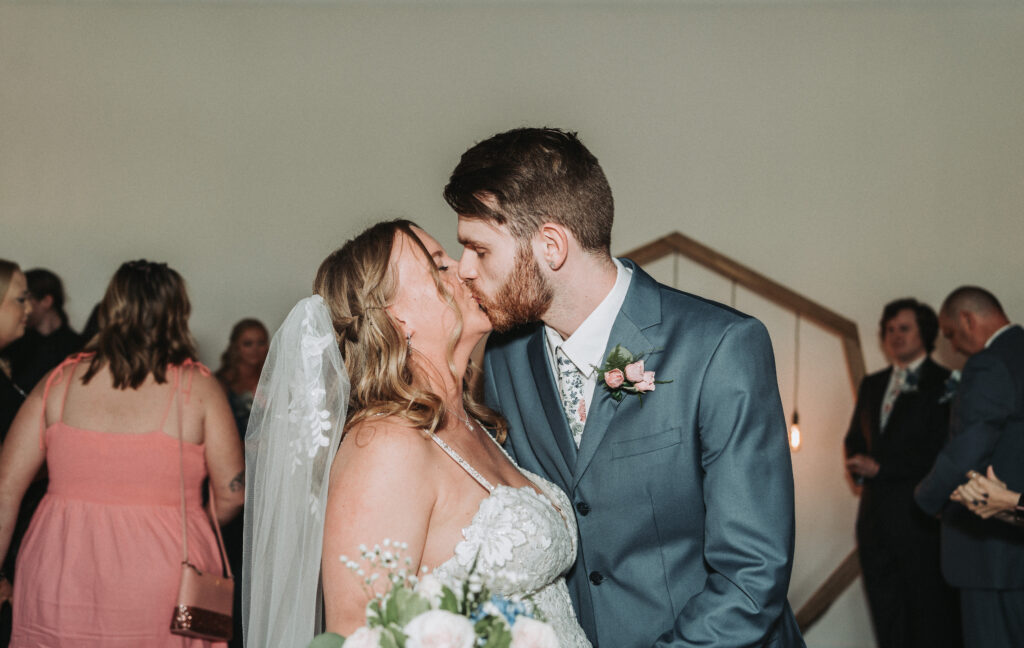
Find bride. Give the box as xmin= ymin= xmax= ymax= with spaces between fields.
xmin=242 ymin=220 xmax=590 ymax=647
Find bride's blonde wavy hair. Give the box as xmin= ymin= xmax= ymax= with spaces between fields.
xmin=314 ymin=219 xmax=506 ymax=442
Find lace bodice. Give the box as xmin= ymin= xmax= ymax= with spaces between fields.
xmin=429 ymin=434 xmax=591 ymax=647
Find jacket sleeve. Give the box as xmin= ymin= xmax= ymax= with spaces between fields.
xmin=915 ymin=353 xmax=1012 ymax=516
xmin=844 ymin=379 xmax=871 ymax=459
xmin=653 ymin=317 xmax=796 ymax=647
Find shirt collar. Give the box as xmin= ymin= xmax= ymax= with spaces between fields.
xmin=894 ymin=354 xmax=927 ymax=374
xmin=544 ymin=258 xmax=633 ymax=379
xmin=985 ymin=323 xmax=1015 ymax=349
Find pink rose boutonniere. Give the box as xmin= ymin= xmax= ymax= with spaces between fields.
xmin=595 ymin=345 xmax=672 ymax=405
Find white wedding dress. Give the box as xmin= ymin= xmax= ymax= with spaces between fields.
xmin=428 ymin=432 xmax=592 ymax=648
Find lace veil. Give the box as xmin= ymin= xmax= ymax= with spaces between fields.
xmin=242 ymin=295 xmax=350 ymax=648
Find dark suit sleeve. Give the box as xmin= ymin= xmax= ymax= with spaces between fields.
xmin=916 ymin=353 xmax=1013 ymax=515
xmin=844 ymin=379 xmax=870 ymax=459
xmin=654 ymin=318 xmax=795 ymax=647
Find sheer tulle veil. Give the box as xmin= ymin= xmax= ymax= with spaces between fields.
xmin=242 ymin=295 xmax=350 ymax=647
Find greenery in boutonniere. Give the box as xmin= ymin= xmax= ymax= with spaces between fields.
xmin=900 ymin=369 xmax=920 ymax=394
xmin=594 ymin=345 xmax=672 ymax=405
xmin=939 ymin=370 xmax=961 ymax=404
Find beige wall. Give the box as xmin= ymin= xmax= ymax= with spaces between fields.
xmin=4 ymin=2 xmax=1023 ymax=645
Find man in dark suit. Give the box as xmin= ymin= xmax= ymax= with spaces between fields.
xmin=446 ymin=128 xmax=803 ymax=647
xmin=844 ymin=298 xmax=961 ymax=648
xmin=916 ymin=286 xmax=1024 ymax=648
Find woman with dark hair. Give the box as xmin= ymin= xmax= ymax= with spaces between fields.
xmin=244 ymin=221 xmax=589 ymax=646
xmin=215 ymin=319 xmax=269 ymax=437
xmin=0 ymin=259 xmax=32 ymax=646
xmin=2 ymin=268 xmax=84 ymax=392
xmin=214 ymin=318 xmax=267 ymax=648
xmin=0 ymin=260 xmax=244 ymax=647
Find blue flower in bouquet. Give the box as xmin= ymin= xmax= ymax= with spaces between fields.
xmin=470 ymin=594 xmax=530 ymax=627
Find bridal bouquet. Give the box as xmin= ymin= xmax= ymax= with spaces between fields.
xmin=309 ymin=540 xmax=558 ymax=648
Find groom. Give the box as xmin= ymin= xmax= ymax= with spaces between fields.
xmin=445 ymin=128 xmax=804 ymax=648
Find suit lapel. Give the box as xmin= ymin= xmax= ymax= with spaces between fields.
xmin=526 ymin=328 xmax=577 ymax=484
xmin=572 ymin=260 xmax=661 ymax=489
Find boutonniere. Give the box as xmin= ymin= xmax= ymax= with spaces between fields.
xmin=939 ymin=370 xmax=961 ymax=404
xmin=900 ymin=370 xmax=920 ymax=394
xmin=594 ymin=344 xmax=672 ymax=404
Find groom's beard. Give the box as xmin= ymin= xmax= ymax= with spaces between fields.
xmin=474 ymin=248 xmax=553 ymax=333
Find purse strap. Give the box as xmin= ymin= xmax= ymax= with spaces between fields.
xmin=176 ymin=364 xmax=234 ymax=578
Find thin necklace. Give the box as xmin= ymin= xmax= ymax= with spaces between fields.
xmin=452 ymin=408 xmax=475 ymax=430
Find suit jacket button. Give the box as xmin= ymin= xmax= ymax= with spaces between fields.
xmin=589 ymin=571 xmax=604 ymax=585
xmin=575 ymin=501 xmax=591 ymax=515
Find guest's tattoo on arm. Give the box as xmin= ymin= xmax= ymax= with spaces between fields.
xmin=229 ymin=471 xmax=245 ymax=492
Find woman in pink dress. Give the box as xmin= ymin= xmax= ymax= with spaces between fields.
xmin=0 ymin=260 xmax=244 ymax=647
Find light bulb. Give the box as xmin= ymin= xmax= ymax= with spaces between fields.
xmin=789 ymin=411 xmax=801 ymax=452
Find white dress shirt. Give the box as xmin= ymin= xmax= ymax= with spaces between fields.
xmin=544 ymin=258 xmax=633 ymax=420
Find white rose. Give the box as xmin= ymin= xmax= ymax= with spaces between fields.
xmin=404 ymin=610 xmax=476 ymax=648
xmin=413 ymin=573 xmax=446 ymax=607
xmin=510 ymin=617 xmax=559 ymax=648
xmin=343 ymin=626 xmax=383 ymax=648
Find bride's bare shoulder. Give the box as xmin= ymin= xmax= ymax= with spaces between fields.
xmin=332 ymin=415 xmax=433 ymax=473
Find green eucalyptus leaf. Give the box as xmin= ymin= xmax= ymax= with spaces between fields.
xmin=477 ymin=618 xmax=513 ymax=648
xmin=379 ymin=627 xmax=403 ymax=648
xmin=439 ymin=586 xmax=461 ymax=613
xmin=383 ymin=592 xmax=400 ymax=625
xmin=391 ymin=588 xmax=432 ymax=625
xmin=308 ymin=632 xmax=345 ymax=648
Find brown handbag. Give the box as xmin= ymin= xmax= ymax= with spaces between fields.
xmin=169 ymin=367 xmax=235 ymax=642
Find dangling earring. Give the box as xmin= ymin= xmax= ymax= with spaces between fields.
xmin=406 ymin=332 xmax=412 ymax=352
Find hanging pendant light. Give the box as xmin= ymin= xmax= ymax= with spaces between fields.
xmin=790 ymin=313 xmax=802 ymax=452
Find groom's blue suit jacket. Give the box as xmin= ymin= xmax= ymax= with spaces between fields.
xmin=482 ymin=260 xmax=804 ymax=648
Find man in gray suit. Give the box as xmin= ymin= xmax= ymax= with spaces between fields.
xmin=916 ymin=286 xmax=1024 ymax=648
xmin=445 ymin=128 xmax=803 ymax=647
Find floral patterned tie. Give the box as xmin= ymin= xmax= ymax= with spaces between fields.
xmin=555 ymin=350 xmax=587 ymax=447
xmin=880 ymin=367 xmax=907 ymax=431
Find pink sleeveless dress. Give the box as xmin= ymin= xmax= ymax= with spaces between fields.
xmin=10 ymin=356 xmax=227 ymax=648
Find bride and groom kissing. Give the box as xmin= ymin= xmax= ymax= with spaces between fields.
xmin=244 ymin=128 xmax=805 ymax=647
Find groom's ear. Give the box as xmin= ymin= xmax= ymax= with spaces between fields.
xmin=537 ymin=222 xmax=570 ymax=271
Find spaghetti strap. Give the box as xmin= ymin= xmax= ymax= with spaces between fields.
xmin=156 ymin=365 xmax=181 ymax=433
xmin=38 ymin=353 xmax=91 ymax=450
xmin=178 ymin=359 xmax=211 ymax=406
xmin=428 ymin=432 xmax=495 ymax=493
xmin=156 ymin=360 xmax=211 ymax=431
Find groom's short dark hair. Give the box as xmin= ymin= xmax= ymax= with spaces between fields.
xmin=444 ymin=127 xmax=614 ymax=254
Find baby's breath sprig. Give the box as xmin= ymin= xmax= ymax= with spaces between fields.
xmin=339 ymin=537 xmax=417 ymax=601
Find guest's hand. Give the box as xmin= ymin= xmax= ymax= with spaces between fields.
xmin=0 ymin=576 xmax=12 ymax=606
xmin=952 ymin=466 xmax=1020 ymax=519
xmin=845 ymin=454 xmax=880 ymax=479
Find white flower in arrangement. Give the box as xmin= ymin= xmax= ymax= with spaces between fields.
xmin=340 ymin=626 xmax=383 ymax=648
xmin=413 ymin=573 xmax=447 ymax=607
xmin=510 ymin=616 xmax=560 ymax=648
xmin=404 ymin=610 xmax=476 ymax=648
